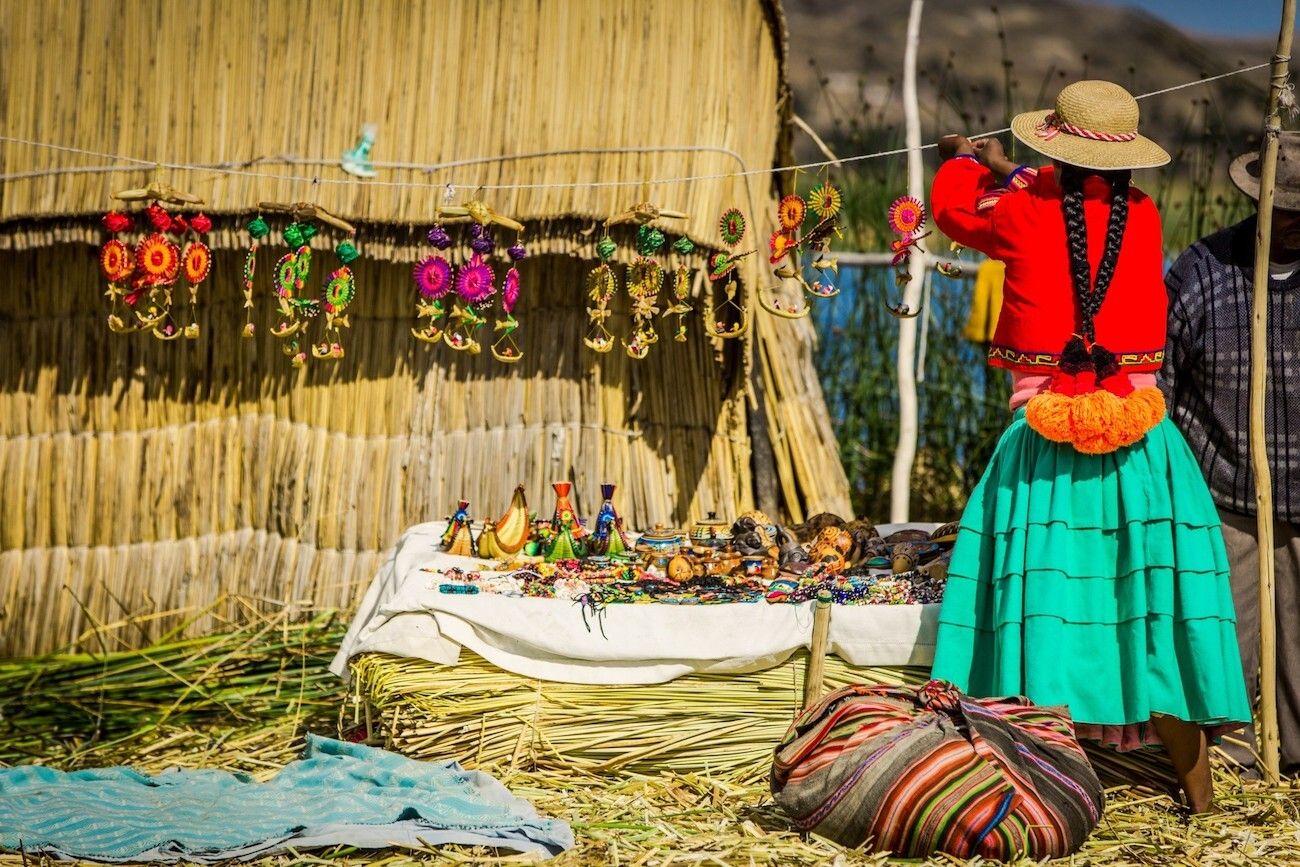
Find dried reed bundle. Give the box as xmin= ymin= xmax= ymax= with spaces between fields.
xmin=350 ymin=651 xmax=928 ymax=783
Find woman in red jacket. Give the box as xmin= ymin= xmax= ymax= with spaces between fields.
xmin=929 ymin=80 xmax=1249 ymax=813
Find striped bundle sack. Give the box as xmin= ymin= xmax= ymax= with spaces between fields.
xmin=770 ymin=680 xmax=1103 ymax=859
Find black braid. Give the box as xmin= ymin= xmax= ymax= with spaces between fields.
xmin=1058 ymin=165 xmax=1132 ymax=343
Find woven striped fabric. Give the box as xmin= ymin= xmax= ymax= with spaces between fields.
xmin=770 ymin=681 xmax=1103 ymax=859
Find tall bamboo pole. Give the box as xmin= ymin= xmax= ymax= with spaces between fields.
xmin=890 ymin=0 xmax=930 ymax=522
xmin=1250 ymin=0 xmax=1295 ymax=782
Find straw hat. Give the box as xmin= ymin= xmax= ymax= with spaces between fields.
xmin=1230 ymin=132 xmax=1300 ymax=210
xmin=1010 ymin=80 xmax=1170 ymax=171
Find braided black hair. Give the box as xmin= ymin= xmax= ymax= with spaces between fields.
xmin=1058 ymin=165 xmax=1131 ymax=344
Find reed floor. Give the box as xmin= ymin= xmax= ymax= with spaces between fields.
xmin=2 ymin=601 xmax=1297 ymax=865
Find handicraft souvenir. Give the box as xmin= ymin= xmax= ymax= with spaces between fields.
xmin=248 ymin=201 xmax=360 ymax=366
xmin=689 ymin=512 xmax=733 ymax=549
xmin=613 ymin=190 xmax=686 ymax=359
xmin=549 ymin=482 xmax=587 ymax=539
xmin=588 ymin=483 xmax=631 ymax=557
xmin=759 ymin=171 xmax=845 ymax=320
xmin=583 ymin=188 xmax=695 ymax=358
xmin=440 ymin=499 xmax=478 ymax=557
xmin=491 ymin=484 xmax=532 ymax=556
xmin=884 ymin=195 xmax=928 ymax=319
xmin=412 ymin=197 xmax=527 ymax=362
xmin=704 ymin=208 xmax=754 ymax=339
xmin=101 ymin=176 xmax=210 ymax=340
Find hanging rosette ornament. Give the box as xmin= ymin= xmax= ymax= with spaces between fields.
xmin=242 ymin=215 xmax=270 ymax=337
xmin=622 ymin=223 xmax=668 ymax=359
xmin=412 ymin=223 xmax=454 ymax=343
xmin=313 ymin=239 xmax=358 ymax=360
xmin=179 ymin=213 xmax=214 ymax=338
xmin=491 ymin=238 xmax=528 ymax=363
xmin=759 ymin=190 xmax=812 ymax=319
xmin=805 ymin=176 xmax=844 ymax=297
xmin=664 ymin=236 xmax=695 ymax=342
xmin=445 ymin=252 xmax=494 ymax=354
xmin=269 ymin=222 xmax=320 ymax=366
xmin=703 ymin=207 xmax=754 ymax=339
xmin=624 ymin=254 xmax=664 ymax=360
xmin=885 ymin=195 xmax=929 ymax=319
xmin=100 ymin=210 xmax=137 ymax=333
xmin=584 ymin=234 xmax=618 ymax=353
xmin=135 ymin=203 xmax=186 ymax=339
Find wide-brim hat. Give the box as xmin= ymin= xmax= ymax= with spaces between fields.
xmin=1230 ymin=132 xmax=1300 ymax=210
xmin=1011 ymin=80 xmax=1170 ymax=171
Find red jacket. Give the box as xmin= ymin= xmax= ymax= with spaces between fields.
xmin=930 ymin=158 xmax=1167 ymax=374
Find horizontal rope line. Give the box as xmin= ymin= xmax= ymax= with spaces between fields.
xmin=0 ymin=62 xmax=1272 ymax=191
xmin=0 ymin=413 xmax=748 ymax=443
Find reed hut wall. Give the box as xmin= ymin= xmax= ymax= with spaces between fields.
xmin=0 ymin=0 xmax=851 ymax=656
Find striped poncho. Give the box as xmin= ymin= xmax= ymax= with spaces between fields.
xmin=770 ymin=681 xmax=1103 ymax=859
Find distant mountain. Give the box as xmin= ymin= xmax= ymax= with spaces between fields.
xmin=783 ymin=0 xmax=1274 ymax=166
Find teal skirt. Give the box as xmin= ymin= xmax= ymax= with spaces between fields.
xmin=931 ymin=410 xmax=1251 ymax=731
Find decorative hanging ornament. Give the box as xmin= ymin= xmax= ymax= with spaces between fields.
xmin=807 ymin=182 xmax=843 ymax=219
xmin=492 ymin=235 xmax=527 ymax=364
xmin=252 ymin=201 xmax=361 ymax=365
xmin=412 ymin=254 xmax=454 ymax=343
xmin=242 ymin=215 xmax=270 ymax=337
xmin=704 ymin=207 xmax=753 ymax=339
xmin=584 ymin=251 xmax=617 ymax=354
xmin=413 ymin=197 xmax=522 ymax=361
xmin=885 ymin=194 xmax=930 ymax=319
xmin=624 ymin=256 xmax=664 ymax=359
xmin=759 ymin=171 xmax=845 ymax=320
xmin=101 ymin=175 xmax=207 ymax=337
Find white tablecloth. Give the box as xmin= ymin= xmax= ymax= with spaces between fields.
xmin=330 ymin=522 xmax=941 ymax=685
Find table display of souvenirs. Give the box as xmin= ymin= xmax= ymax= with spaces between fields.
xmin=426 ymin=483 xmax=955 ymax=607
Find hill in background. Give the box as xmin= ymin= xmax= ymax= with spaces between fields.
xmin=783 ymin=0 xmax=1274 ymax=169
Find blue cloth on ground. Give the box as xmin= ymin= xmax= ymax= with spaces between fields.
xmin=0 ymin=733 xmax=573 ymax=862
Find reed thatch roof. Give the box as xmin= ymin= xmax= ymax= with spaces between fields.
xmin=0 ymin=0 xmax=851 ymax=656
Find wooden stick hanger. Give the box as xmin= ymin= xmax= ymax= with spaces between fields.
xmin=436 ymin=187 xmax=524 ymax=233
xmin=606 ymin=181 xmax=687 ymax=227
xmin=257 ymin=200 xmax=356 ymax=234
xmin=112 ymin=165 xmax=205 ymax=206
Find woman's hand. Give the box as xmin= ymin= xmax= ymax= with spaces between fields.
xmin=973 ymin=137 xmax=1005 ymax=167
xmin=937 ymin=134 xmax=976 ymax=160
xmin=972 ymin=137 xmax=1020 ymax=183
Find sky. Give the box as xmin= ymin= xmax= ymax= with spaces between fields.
xmin=1087 ymin=0 xmax=1283 ymax=37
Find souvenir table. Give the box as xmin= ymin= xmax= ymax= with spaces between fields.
xmin=333 ymin=519 xmax=945 ymax=780
xmin=330 ymin=522 xmax=942 ymax=685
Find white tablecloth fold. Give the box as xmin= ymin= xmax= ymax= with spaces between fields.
xmin=330 ymin=522 xmax=940 ymax=685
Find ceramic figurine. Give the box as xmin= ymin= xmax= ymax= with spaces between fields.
xmin=494 ymin=484 xmax=531 ymax=554
xmin=477 ymin=522 xmax=506 ymax=560
xmin=808 ymin=526 xmax=853 ymax=573
xmin=589 ymin=483 xmax=631 ymax=556
xmin=440 ymin=500 xmax=477 ymax=557
xmin=550 ymin=482 xmax=587 ymax=539
xmin=545 ymin=509 xmax=585 ymax=563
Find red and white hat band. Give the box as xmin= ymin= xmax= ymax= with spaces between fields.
xmin=1034 ymin=112 xmax=1138 ymax=143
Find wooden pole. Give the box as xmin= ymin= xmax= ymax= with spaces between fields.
xmin=890 ymin=0 xmax=930 ymax=523
xmin=1250 ymin=0 xmax=1295 ymax=782
xmin=803 ymin=589 xmax=833 ymax=709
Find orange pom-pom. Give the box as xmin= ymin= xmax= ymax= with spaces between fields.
xmin=1111 ymin=387 xmax=1166 ymax=447
xmin=1028 ymin=385 xmax=1168 ymax=453
xmin=1026 ymin=392 xmax=1076 ymax=442
xmin=1071 ymin=389 xmax=1124 ymax=454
